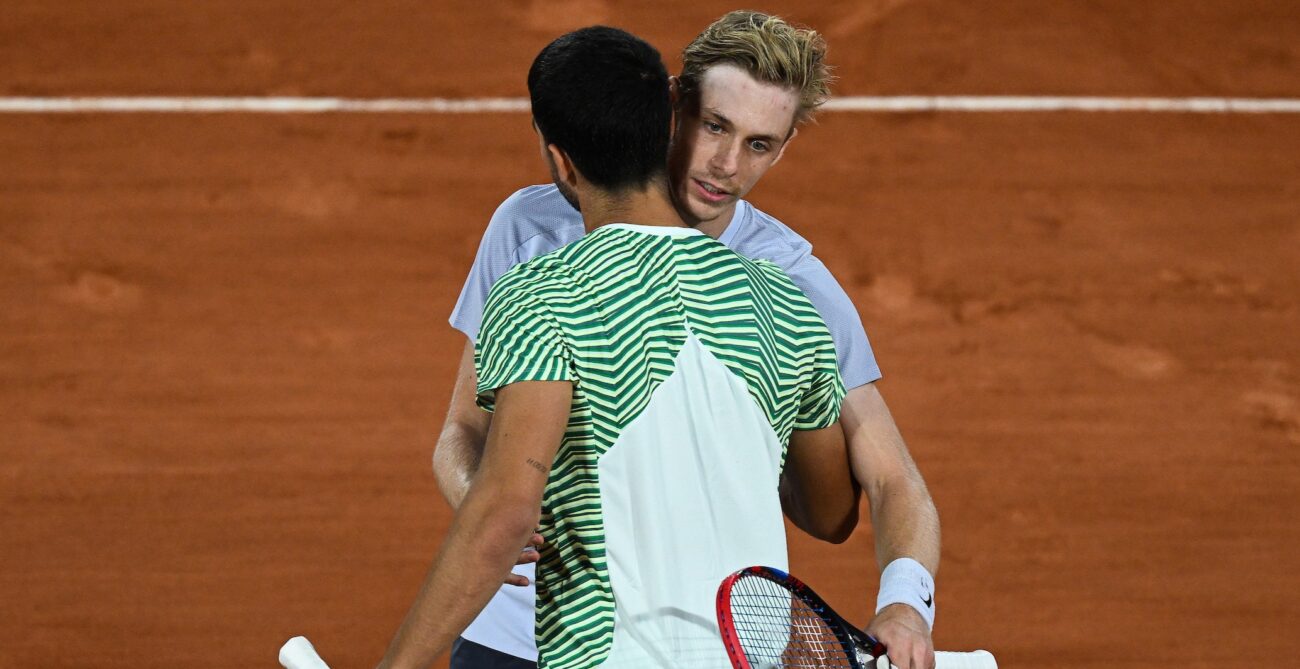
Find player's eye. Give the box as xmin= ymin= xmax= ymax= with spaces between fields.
xmin=705 ymin=121 xmax=724 ymax=133
xmin=749 ymin=140 xmax=770 ymax=153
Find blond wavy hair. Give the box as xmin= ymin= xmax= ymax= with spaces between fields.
xmin=679 ymin=10 xmax=833 ymax=123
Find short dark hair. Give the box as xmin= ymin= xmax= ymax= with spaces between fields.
xmin=528 ymin=26 xmax=671 ymax=191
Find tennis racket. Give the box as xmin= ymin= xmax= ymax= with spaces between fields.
xmin=717 ymin=566 xmax=997 ymax=669
xmin=280 ymin=636 xmax=331 ymax=669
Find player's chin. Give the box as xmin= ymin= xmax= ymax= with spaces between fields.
xmin=685 ymin=193 xmax=732 ymax=222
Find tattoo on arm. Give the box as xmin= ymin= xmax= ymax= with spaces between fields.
xmin=525 ymin=458 xmax=548 ymax=474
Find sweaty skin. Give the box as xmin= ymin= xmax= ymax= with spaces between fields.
xmin=435 ymin=61 xmax=941 ymax=669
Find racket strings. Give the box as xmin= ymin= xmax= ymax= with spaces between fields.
xmin=728 ymin=575 xmax=857 ymax=668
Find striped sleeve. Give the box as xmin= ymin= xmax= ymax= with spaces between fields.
xmin=475 ymin=275 xmax=572 ymax=412
xmin=794 ymin=338 xmax=847 ymax=431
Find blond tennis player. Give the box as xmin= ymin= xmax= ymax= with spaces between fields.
xmin=437 ymin=11 xmax=941 ymax=669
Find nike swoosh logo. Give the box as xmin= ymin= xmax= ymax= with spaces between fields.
xmin=922 ymin=592 xmax=933 ymax=608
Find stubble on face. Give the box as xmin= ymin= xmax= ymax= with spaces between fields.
xmin=546 ymin=150 xmax=581 ymax=211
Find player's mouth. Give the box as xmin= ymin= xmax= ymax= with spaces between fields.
xmin=692 ymin=178 xmax=731 ymax=204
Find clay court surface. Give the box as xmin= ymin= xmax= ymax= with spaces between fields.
xmin=2 ymin=2 xmax=1298 ymax=667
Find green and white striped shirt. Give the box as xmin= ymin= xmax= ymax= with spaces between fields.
xmin=476 ymin=223 xmax=844 ymax=668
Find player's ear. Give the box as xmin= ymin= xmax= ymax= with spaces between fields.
xmin=546 ymin=143 xmax=578 ymax=186
xmin=772 ymin=126 xmax=798 ymax=167
xmin=667 ymin=77 xmax=681 ymax=140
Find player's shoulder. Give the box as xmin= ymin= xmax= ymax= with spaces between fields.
xmin=730 ymin=201 xmax=849 ymax=298
xmin=483 ymin=184 xmax=584 ymax=257
xmin=496 ymin=183 xmax=571 ymax=214
xmin=729 ymin=200 xmax=814 ymax=266
xmin=743 ymin=254 xmax=811 ymax=307
xmin=488 ymin=240 xmax=575 ymax=298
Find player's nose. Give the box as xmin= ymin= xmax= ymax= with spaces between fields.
xmin=708 ymin=140 xmax=739 ymax=178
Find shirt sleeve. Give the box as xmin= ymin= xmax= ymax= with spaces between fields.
xmin=449 ymin=202 xmax=528 ymax=343
xmin=449 ymin=186 xmax=582 ymax=342
xmin=794 ymin=336 xmax=847 ymax=431
xmin=474 ymin=276 xmax=573 ymax=413
xmin=782 ymin=253 xmax=882 ymax=390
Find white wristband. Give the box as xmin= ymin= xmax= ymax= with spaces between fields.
xmin=875 ymin=558 xmax=935 ymax=630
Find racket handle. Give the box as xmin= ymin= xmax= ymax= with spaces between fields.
xmin=934 ymin=650 xmax=998 ymax=669
xmin=280 ymin=636 xmax=332 ymax=669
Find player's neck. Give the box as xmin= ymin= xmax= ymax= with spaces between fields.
xmin=580 ymin=180 xmax=688 ymax=233
xmin=692 ymin=203 xmax=738 ymax=240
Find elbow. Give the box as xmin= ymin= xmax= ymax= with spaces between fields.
xmin=814 ymin=479 xmax=863 ymax=544
xmin=817 ymin=504 xmax=860 ymax=544
xmin=798 ymin=494 xmax=861 ymax=544
xmin=782 ymin=477 xmax=862 ymax=544
xmin=495 ymin=496 xmax=543 ymax=535
xmin=474 ymin=498 xmax=542 ymax=554
xmin=464 ymin=485 xmax=542 ymax=544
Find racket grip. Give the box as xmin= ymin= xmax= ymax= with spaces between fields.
xmin=280 ymin=636 xmax=332 ymax=669
xmin=933 ymin=650 xmax=998 ymax=669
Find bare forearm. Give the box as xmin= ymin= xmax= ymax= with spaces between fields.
xmin=389 ymin=381 xmax=569 ymax=668
xmin=867 ymin=471 xmax=940 ymax=574
xmin=432 ymin=341 xmax=491 ymax=510
xmin=432 ymin=422 xmax=485 ymax=509
xmin=843 ymin=385 xmax=939 ymax=669
xmin=379 ymin=490 xmax=537 ymax=669
xmin=841 ymin=384 xmax=941 ymax=575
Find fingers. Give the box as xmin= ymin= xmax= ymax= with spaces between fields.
xmin=865 ymin=605 xmax=933 ymax=669
xmin=505 ymin=533 xmax=546 ymax=586
xmin=879 ymin=637 xmax=933 ymax=669
xmin=515 ymin=533 xmax=544 ymax=565
xmin=504 ymin=551 xmax=537 ymax=586
xmin=884 ymin=639 xmax=926 ymax=669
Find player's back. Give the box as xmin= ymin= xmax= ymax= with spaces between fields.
xmin=475 ymin=223 xmax=844 ymax=669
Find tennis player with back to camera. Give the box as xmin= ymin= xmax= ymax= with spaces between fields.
xmin=377 ymin=24 xmax=858 ymax=669
xmin=436 ymin=10 xmax=941 ymax=669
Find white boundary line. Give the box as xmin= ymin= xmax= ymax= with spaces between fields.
xmin=0 ymin=96 xmax=530 ymax=113
xmin=825 ymin=95 xmax=1300 ymax=113
xmin=1 ymin=95 xmax=1299 ymax=114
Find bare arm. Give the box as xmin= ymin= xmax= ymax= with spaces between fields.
xmin=431 ymin=339 xmax=541 ymax=585
xmin=845 ymin=382 xmax=940 ymax=669
xmin=432 ymin=341 xmax=491 ymax=509
xmin=379 ymin=380 xmax=573 ymax=669
xmin=781 ymin=421 xmax=860 ymax=543
xmin=842 ymin=383 xmax=940 ymax=574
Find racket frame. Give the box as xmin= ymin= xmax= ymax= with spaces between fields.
xmin=717 ymin=565 xmax=888 ymax=669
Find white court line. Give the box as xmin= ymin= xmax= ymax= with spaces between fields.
xmin=825 ymin=96 xmax=1300 ymax=113
xmin=0 ymin=96 xmax=530 ymax=113
xmin=1 ymin=95 xmax=1299 ymax=114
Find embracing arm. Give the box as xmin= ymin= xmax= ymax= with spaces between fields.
xmin=781 ymin=421 xmax=860 ymax=543
xmin=843 ymin=383 xmax=940 ymax=574
xmin=432 ymin=341 xmax=491 ymax=509
xmin=379 ymin=380 xmax=573 ymax=669
xmin=432 ymin=340 xmax=545 ymax=584
xmin=847 ymin=382 xmax=941 ymax=669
